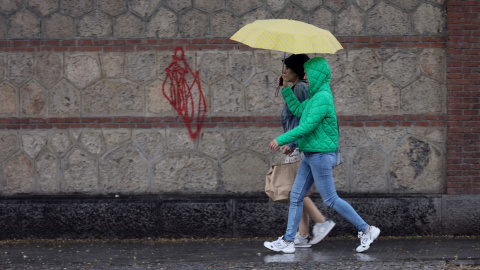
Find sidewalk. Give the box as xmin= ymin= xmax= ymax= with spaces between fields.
xmin=0 ymin=236 xmax=479 ymax=269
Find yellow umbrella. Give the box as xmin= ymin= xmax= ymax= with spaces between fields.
xmin=230 ymin=19 xmax=343 ymax=55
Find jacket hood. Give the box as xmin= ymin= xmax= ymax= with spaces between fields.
xmin=304 ymin=57 xmax=331 ymax=97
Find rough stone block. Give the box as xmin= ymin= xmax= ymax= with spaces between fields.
xmin=130 ymin=0 xmax=161 ymax=18
xmin=337 ymin=5 xmax=364 ymax=35
xmin=8 ymin=54 xmax=34 ymax=87
xmin=35 ymin=53 xmax=63 ymax=89
xmin=21 ymin=132 xmax=47 ymax=159
xmin=146 ymin=79 xmax=177 ymax=115
xmin=133 ymin=129 xmax=166 ymax=159
xmin=50 ymin=79 xmax=81 ymax=116
xmin=0 ymin=82 xmax=17 ymax=116
xmin=98 ymin=0 xmax=128 ymax=16
xmin=126 ymin=52 xmax=156 ymax=83
xmin=324 ymin=0 xmax=349 ymax=11
xmin=390 ymin=136 xmax=444 ymax=193
xmin=36 ymin=152 xmax=60 ymax=193
xmin=63 ymin=148 xmax=99 ymax=192
xmin=114 ymin=12 xmax=145 ymax=38
xmin=0 ymin=16 xmax=6 ymax=38
xmin=103 ymin=129 xmax=131 ymax=149
xmin=310 ymin=8 xmax=334 ymax=32
xmin=198 ymin=130 xmax=228 ymax=158
xmin=352 ymin=147 xmax=388 ymax=193
xmin=350 ymin=49 xmax=382 ymax=85
xmin=211 ymin=10 xmax=237 ymax=37
xmin=43 ymin=13 xmax=75 ymax=39
xmin=27 ymin=0 xmax=58 ymax=16
xmin=61 ymin=0 xmax=94 ymax=17
xmin=0 ymin=0 xmax=22 ymax=14
xmin=153 ymin=153 xmax=218 ymax=193
xmin=0 ymin=132 xmax=19 ymax=161
xmin=21 ymin=81 xmax=47 ymax=116
xmin=278 ymin=3 xmax=306 ymax=21
xmin=221 ymin=151 xmax=268 ymax=193
xmin=66 ymin=54 xmax=101 ymax=89
xmin=247 ymin=71 xmax=284 ymax=115
xmin=229 ymin=51 xmax=255 ymax=85
xmin=100 ymin=52 xmax=125 ymax=78
xmin=368 ymin=76 xmax=401 ymax=114
xmin=4 ymin=153 xmax=35 ymax=194
xmin=179 ymin=9 xmax=209 ymax=38
xmin=413 ymin=4 xmax=445 ymax=34
xmin=78 ymin=10 xmax=112 ymax=38
xmin=83 ymin=79 xmax=144 ymax=115
xmin=421 ymin=49 xmax=446 ymax=83
xmin=147 ymin=8 xmax=178 ymax=38
xmin=194 ymin=0 xmax=224 ymax=12
xmin=402 ymin=76 xmax=445 ymax=114
xmin=241 ymin=8 xmax=274 ymax=27
xmin=48 ymin=131 xmax=73 ymax=157
xmin=365 ymin=128 xmax=406 ymax=153
xmin=197 ymin=52 xmax=228 ymax=84
xmin=9 ymin=9 xmax=40 ymax=39
xmin=333 ymin=75 xmax=367 ymax=115
xmin=165 ymin=0 xmax=191 ymax=12
xmin=79 ymin=130 xmax=105 ymax=155
xmin=211 ymin=76 xmax=246 ymax=114
xmin=384 ymin=51 xmax=420 ymax=88
xmin=100 ymin=143 xmax=149 ymax=194
xmin=366 ymin=2 xmax=409 ymax=35
xmin=228 ymin=0 xmax=262 ymax=15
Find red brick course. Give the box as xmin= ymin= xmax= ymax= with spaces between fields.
xmin=0 ymin=115 xmax=447 ymax=130
xmin=0 ymin=36 xmax=446 ymax=52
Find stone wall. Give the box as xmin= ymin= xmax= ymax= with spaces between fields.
xmin=0 ymin=47 xmax=447 ymax=195
xmin=0 ymin=0 xmax=479 ymax=238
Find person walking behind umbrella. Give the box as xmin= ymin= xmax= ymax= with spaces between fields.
xmin=278 ymin=54 xmax=336 ymax=248
xmin=264 ymin=57 xmax=380 ymax=254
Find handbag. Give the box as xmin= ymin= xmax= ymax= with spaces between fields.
xmin=265 ymin=161 xmax=310 ymax=203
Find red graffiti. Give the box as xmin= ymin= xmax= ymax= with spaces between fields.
xmin=163 ymin=47 xmax=207 ymax=140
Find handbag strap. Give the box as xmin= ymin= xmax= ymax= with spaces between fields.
xmin=337 ymin=118 xmax=340 ymax=135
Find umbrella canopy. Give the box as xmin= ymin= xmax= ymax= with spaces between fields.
xmin=230 ymin=19 xmax=343 ymax=55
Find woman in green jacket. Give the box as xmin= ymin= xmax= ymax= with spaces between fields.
xmin=263 ymin=57 xmax=380 ymax=254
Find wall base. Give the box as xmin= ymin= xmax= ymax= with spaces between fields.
xmin=0 ymin=194 xmax=478 ymax=239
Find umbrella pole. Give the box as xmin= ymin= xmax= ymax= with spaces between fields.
xmin=275 ymin=52 xmax=286 ymax=97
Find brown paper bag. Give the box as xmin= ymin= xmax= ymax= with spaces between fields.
xmin=265 ymin=161 xmax=310 ymax=203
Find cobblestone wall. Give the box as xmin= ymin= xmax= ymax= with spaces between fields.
xmin=0 ymin=0 xmax=452 ymax=196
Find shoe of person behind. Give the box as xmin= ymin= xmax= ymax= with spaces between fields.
xmin=310 ymin=219 xmax=336 ymax=245
xmin=264 ymin=236 xmax=295 ymax=253
xmin=356 ymin=226 xmax=381 ymax=252
xmin=294 ymin=232 xmax=312 ymax=248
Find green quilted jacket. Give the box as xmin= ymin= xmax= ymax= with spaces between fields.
xmin=276 ymin=57 xmax=339 ymax=153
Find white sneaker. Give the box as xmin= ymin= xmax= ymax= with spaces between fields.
xmin=356 ymin=226 xmax=380 ymax=252
xmin=310 ymin=219 xmax=335 ymax=245
xmin=294 ymin=232 xmax=312 ymax=248
xmin=264 ymin=236 xmax=295 ymax=253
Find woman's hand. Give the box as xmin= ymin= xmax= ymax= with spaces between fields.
xmin=280 ymin=145 xmax=292 ymax=155
xmin=269 ymin=138 xmax=279 ymax=151
xmin=277 ymin=74 xmax=288 ymax=89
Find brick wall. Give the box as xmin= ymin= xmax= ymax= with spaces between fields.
xmin=446 ymin=0 xmax=480 ymax=194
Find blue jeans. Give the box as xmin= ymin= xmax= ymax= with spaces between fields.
xmin=284 ymin=152 xmax=369 ymax=242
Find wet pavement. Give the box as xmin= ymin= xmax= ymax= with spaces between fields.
xmin=0 ymin=236 xmax=479 ymax=269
